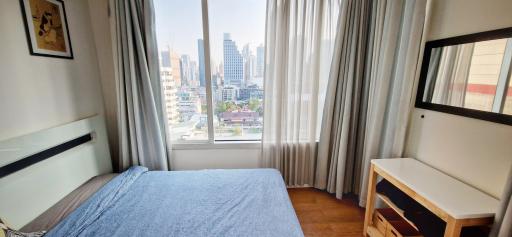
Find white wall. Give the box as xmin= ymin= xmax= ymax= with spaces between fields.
xmin=172 ymin=147 xmax=261 ymax=170
xmin=405 ymin=0 xmax=512 ymax=198
xmin=87 ymin=0 xmax=119 ymax=160
xmin=0 ymin=0 xmax=105 ymax=141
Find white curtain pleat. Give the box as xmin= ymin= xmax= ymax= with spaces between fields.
xmin=262 ymin=0 xmax=341 ymax=186
xmin=359 ymin=0 xmax=427 ymax=207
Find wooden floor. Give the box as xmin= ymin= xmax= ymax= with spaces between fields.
xmin=288 ymin=188 xmax=365 ymax=237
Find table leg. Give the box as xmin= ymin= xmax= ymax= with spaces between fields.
xmin=363 ymin=164 xmax=377 ymax=236
xmin=444 ymin=219 xmax=462 ymax=237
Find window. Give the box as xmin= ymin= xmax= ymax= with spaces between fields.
xmin=154 ymin=0 xmax=266 ymax=143
xmin=208 ymin=0 xmax=266 ymax=141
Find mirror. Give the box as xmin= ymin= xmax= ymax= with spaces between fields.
xmin=416 ymin=28 xmax=512 ymax=125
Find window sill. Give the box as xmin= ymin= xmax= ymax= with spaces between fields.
xmin=172 ymin=141 xmax=261 ymax=150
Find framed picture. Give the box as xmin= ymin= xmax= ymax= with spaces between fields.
xmin=19 ymin=0 xmax=73 ymax=59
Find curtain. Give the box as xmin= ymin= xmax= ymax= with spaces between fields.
xmin=315 ymin=0 xmax=427 ymax=202
xmin=314 ymin=0 xmax=371 ymax=199
xmin=358 ymin=0 xmax=427 ymax=206
xmin=490 ymin=167 xmax=512 ymax=237
xmin=262 ymin=0 xmax=341 ymax=186
xmin=425 ymin=44 xmax=475 ymax=107
xmin=111 ymin=0 xmax=171 ymax=171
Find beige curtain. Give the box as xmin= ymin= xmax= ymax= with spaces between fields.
xmin=261 ymin=0 xmax=341 ymax=186
xmin=314 ymin=0 xmax=371 ymax=198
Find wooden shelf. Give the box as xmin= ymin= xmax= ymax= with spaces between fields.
xmin=376 ymin=193 xmax=419 ymax=230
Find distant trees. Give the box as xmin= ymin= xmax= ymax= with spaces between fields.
xmin=215 ymin=101 xmax=240 ymax=114
xmin=248 ymin=99 xmax=260 ymax=111
xmin=216 ymin=102 xmax=228 ymax=114
xmin=215 ymin=99 xmax=263 ymax=117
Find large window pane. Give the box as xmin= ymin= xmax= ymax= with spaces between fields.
xmin=155 ymin=0 xmax=208 ymax=141
xmin=208 ymin=0 xmax=266 ymax=141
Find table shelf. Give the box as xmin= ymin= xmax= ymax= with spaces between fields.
xmin=376 ymin=193 xmax=418 ymax=230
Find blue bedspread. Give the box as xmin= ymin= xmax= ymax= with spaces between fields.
xmin=46 ymin=167 xmax=304 ymax=237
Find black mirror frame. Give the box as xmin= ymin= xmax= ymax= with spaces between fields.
xmin=415 ymin=27 xmax=512 ymax=126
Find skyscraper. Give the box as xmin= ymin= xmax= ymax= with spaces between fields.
xmin=242 ymin=44 xmax=255 ymax=84
xmin=170 ymin=52 xmax=182 ymax=86
xmin=160 ymin=48 xmax=181 ymax=86
xmin=180 ymin=55 xmax=191 ymax=86
xmin=256 ymin=45 xmax=264 ymax=77
xmin=161 ymin=49 xmax=171 ymax=68
xmin=223 ymin=33 xmax=244 ymax=88
xmin=197 ymin=39 xmax=206 ymax=87
xmin=160 ymin=66 xmax=179 ymax=125
xmin=189 ymin=61 xmax=198 ymax=86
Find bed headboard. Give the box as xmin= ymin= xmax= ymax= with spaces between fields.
xmin=0 ymin=115 xmax=112 ymax=229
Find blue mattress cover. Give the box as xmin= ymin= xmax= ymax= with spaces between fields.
xmin=46 ymin=166 xmax=304 ymax=237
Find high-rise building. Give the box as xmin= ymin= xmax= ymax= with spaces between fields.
xmin=256 ymin=45 xmax=264 ymax=77
xmin=223 ymin=33 xmax=244 ymax=88
xmin=197 ymin=39 xmax=206 ymax=87
xmin=161 ymin=49 xmax=171 ymax=68
xmin=170 ymin=52 xmax=182 ymax=86
xmin=242 ymin=44 xmax=255 ymax=85
xmin=160 ymin=67 xmax=179 ymax=125
xmin=189 ymin=61 xmax=198 ymax=87
xmin=180 ymin=55 xmax=191 ymax=86
xmin=160 ymin=48 xmax=182 ymax=86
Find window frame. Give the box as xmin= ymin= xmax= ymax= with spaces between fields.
xmin=166 ymin=0 xmax=264 ymax=146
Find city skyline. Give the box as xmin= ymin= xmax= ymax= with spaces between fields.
xmin=154 ymin=0 xmax=266 ymax=63
xmin=155 ymin=0 xmax=266 ymax=141
xmin=158 ymin=33 xmax=265 ymax=141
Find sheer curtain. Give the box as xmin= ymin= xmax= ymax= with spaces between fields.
xmin=261 ymin=0 xmax=341 ymax=186
xmin=111 ymin=0 xmax=172 ymax=171
xmin=358 ymin=0 xmax=427 ymax=206
xmin=314 ymin=0 xmax=427 ymax=202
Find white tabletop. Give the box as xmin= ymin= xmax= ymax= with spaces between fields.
xmin=371 ymin=158 xmax=499 ymax=219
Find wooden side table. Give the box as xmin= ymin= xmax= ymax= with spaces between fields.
xmin=363 ymin=158 xmax=499 ymax=237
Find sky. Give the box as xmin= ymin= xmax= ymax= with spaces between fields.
xmin=154 ymin=0 xmax=266 ymax=63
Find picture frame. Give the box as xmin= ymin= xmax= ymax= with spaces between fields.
xmin=19 ymin=0 xmax=73 ymax=59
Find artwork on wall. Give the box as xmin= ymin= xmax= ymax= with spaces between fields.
xmin=20 ymin=0 xmax=73 ymax=59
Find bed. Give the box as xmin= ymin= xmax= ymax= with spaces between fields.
xmin=0 ymin=116 xmax=303 ymax=237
